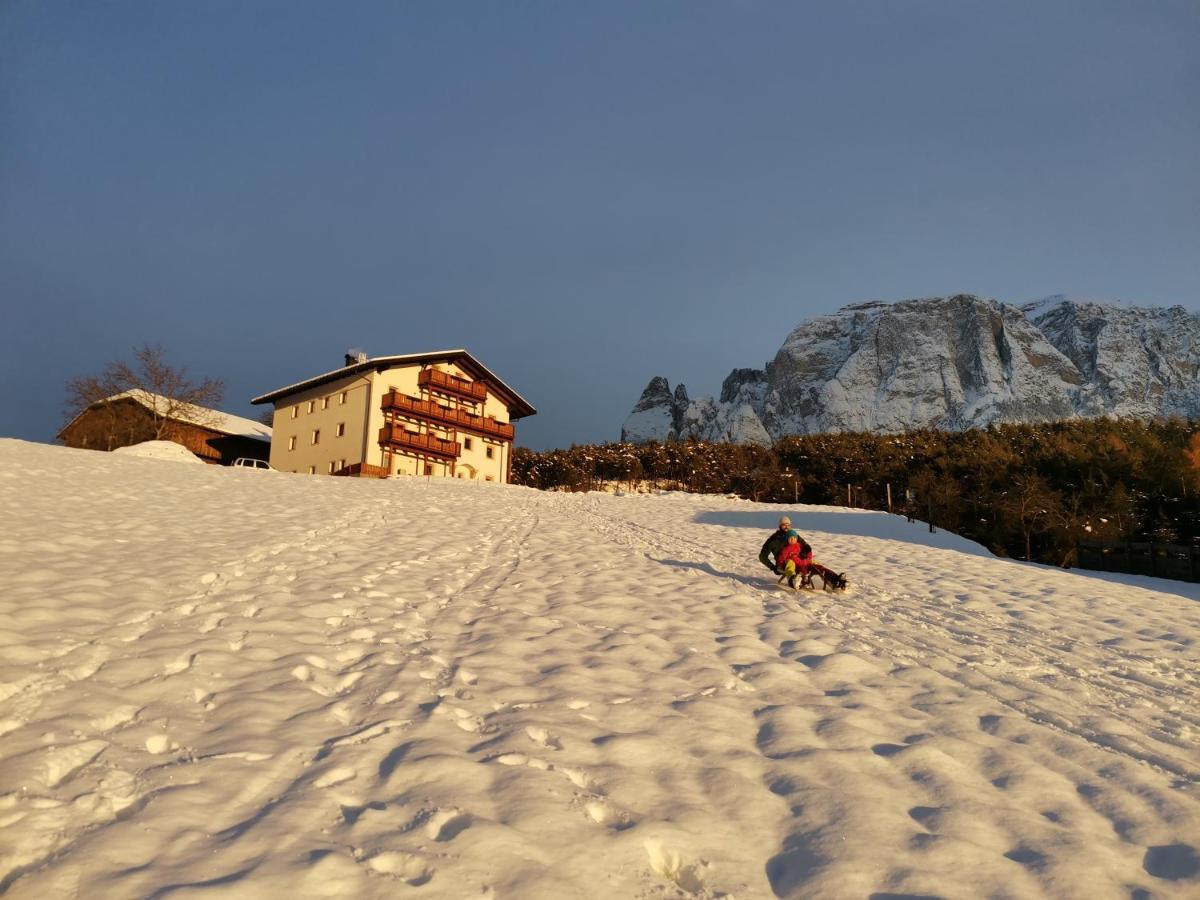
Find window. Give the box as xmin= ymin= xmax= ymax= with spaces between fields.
xmin=463 ymin=437 xmax=473 ymax=451
xmin=328 ymin=461 xmax=336 ymax=474
xmin=322 ymin=397 xmax=330 ymax=409
xmin=423 ymin=463 xmax=433 ymax=476
xmin=288 ymin=436 xmax=297 ymax=451
xmin=311 ymin=429 xmax=320 ymax=445
xmin=308 ymin=466 xmax=316 ymax=475
xmin=307 ymin=400 xmax=315 ymax=413
xmin=338 ymin=458 xmax=345 ymax=470
xmin=291 ymin=405 xmax=299 ymax=419
xmin=486 ymin=446 xmax=494 ymax=459
xmin=339 ymin=391 xmax=347 ymax=404
xmin=336 ymin=423 xmax=345 ymax=437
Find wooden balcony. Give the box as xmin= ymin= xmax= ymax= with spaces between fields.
xmin=419 ymin=367 xmax=488 ymax=403
xmin=378 ymin=423 xmax=460 ymax=461
xmin=333 ymin=462 xmax=390 ymax=479
xmin=380 ymin=391 xmax=515 ymax=441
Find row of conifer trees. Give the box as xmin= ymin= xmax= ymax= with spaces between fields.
xmin=511 ymin=418 xmax=1200 ymax=568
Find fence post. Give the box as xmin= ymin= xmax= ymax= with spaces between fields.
xmin=886 ymin=483 xmax=893 ymax=513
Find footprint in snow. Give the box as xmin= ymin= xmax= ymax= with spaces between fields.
xmin=314 ymin=767 xmax=357 ymax=788
xmin=162 ymin=653 xmax=195 ymax=676
xmin=525 ymin=725 xmax=562 ymax=750
xmin=583 ymin=799 xmax=635 ymax=831
xmin=362 ymin=849 xmax=431 ymax=885
xmin=425 ymin=808 xmax=472 ymax=842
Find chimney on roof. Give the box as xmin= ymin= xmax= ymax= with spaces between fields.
xmin=345 ymin=348 xmax=368 ymax=367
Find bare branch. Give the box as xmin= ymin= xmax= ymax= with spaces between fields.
xmin=61 ymin=344 xmax=226 ymax=446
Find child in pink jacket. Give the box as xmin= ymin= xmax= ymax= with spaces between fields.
xmin=775 ymin=531 xmax=813 ymax=588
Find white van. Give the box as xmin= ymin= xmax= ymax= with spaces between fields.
xmin=231 ymin=458 xmax=273 ymax=471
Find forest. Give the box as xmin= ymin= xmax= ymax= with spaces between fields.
xmin=511 ymin=419 xmax=1200 ymax=568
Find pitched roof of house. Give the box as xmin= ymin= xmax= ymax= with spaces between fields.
xmin=60 ymin=390 xmax=272 ymax=442
xmin=250 ymin=350 xmax=537 ymax=419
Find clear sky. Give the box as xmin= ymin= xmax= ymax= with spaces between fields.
xmin=2 ymin=1 xmax=1197 ymax=450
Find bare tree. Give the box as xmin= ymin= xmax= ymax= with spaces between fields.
xmin=999 ymin=472 xmax=1063 ymax=562
xmin=64 ymin=344 xmax=225 ymax=446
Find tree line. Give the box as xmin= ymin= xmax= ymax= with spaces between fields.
xmin=511 ymin=419 xmax=1200 ymax=568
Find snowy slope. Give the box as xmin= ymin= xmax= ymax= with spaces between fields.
xmin=1 ymin=439 xmax=1199 ymax=898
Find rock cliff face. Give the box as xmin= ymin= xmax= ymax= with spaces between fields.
xmin=620 ymin=377 xmax=677 ymax=443
xmin=620 ymin=294 xmax=1200 ymax=444
xmin=1024 ymin=296 xmax=1200 ymax=420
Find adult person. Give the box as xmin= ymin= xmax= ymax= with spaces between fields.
xmin=758 ymin=516 xmax=796 ymax=575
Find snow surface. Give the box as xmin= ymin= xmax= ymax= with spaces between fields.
xmin=1 ymin=438 xmax=1198 ymax=898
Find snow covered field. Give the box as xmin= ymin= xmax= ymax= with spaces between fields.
xmin=1 ymin=438 xmax=1198 ymax=899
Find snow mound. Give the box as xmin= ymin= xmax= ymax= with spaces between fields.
xmin=111 ymin=440 xmax=206 ymax=463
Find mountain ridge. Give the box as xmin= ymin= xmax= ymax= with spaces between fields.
xmin=621 ymin=294 xmax=1200 ymax=444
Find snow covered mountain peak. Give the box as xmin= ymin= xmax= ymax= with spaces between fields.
xmin=622 ymin=294 xmax=1200 ymax=443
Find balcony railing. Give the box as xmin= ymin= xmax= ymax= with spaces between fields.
xmin=418 ymin=367 xmax=488 ymax=402
xmin=378 ymin=423 xmax=460 ymax=460
xmin=380 ymin=391 xmax=514 ymax=441
xmin=333 ymin=462 xmax=390 ymax=479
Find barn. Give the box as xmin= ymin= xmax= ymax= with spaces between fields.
xmin=58 ymin=390 xmax=271 ymax=465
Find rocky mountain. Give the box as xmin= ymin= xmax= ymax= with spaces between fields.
xmin=620 ymin=294 xmax=1200 ymax=444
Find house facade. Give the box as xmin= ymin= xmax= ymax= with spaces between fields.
xmin=58 ymin=390 xmax=272 ymax=465
xmin=251 ymin=351 xmax=535 ymax=482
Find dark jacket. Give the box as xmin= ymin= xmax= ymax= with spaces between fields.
xmin=759 ymin=527 xmax=792 ymax=571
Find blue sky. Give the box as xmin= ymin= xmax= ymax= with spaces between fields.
xmin=2 ymin=1 xmax=1197 ymax=450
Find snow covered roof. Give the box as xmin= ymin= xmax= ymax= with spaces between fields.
xmin=250 ymin=349 xmax=537 ymax=419
xmin=66 ymin=390 xmax=272 ymax=442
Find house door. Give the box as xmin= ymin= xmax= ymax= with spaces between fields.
xmin=424 ymin=463 xmax=433 ymax=476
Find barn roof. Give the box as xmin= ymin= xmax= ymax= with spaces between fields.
xmin=59 ymin=390 xmax=272 ymax=442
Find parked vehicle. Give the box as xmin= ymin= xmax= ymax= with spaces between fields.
xmin=231 ymin=458 xmax=273 ymax=471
